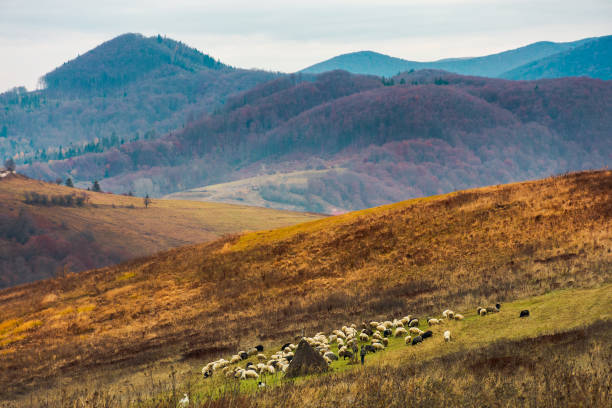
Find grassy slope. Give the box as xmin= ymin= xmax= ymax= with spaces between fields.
xmin=163 ymin=169 xmax=348 ymax=213
xmin=0 ymin=175 xmax=322 ymax=285
xmin=165 ymin=283 xmax=611 ymax=406
xmin=0 ymin=170 xmax=610 ymax=403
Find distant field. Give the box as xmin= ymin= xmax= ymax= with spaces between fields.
xmin=0 ymin=170 xmax=610 ymax=405
xmin=163 ymin=168 xmax=349 ymax=214
xmin=0 ymin=175 xmax=322 ymax=287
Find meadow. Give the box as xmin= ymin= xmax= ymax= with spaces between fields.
xmin=0 ymin=170 xmax=610 ymax=405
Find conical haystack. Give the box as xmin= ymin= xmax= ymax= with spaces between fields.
xmin=285 ymin=339 xmax=329 ymax=378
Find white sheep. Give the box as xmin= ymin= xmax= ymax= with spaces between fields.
xmin=359 ymin=333 xmax=369 ymax=342
xmin=257 ymin=353 xmax=267 ymax=361
xmin=372 ymin=332 xmax=383 ymax=341
xmin=409 ymin=327 xmax=424 ymax=335
xmin=329 ymin=334 xmax=338 ymax=343
xmin=479 ymin=308 xmax=487 ymax=316
xmin=376 ymin=324 xmax=386 ymax=332
xmin=370 ymin=321 xmax=380 ymax=329
xmin=383 ymin=321 xmax=393 ymax=328
xmin=428 ymin=318 xmax=441 ymax=326
xmin=230 ymin=355 xmax=241 ymax=364
xmin=241 ymin=369 xmax=259 ymax=380
xmin=444 ymin=330 xmax=451 ymax=342
xmin=394 ymin=327 xmax=408 ymax=337
xmin=404 ymin=335 xmax=412 ymax=345
xmin=454 ymin=313 xmax=464 ymax=320
xmin=247 ymin=347 xmax=258 ymax=356
xmin=408 ymin=319 xmax=419 ymax=327
xmin=372 ymin=342 xmax=385 ymax=351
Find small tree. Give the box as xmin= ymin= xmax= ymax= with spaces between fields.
xmin=92 ymin=180 xmax=101 ymax=192
xmin=144 ymin=194 xmax=151 ymax=208
xmin=65 ymin=178 xmax=74 ymax=188
xmin=4 ymin=158 xmax=15 ymax=172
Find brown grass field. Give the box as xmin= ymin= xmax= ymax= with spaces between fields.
xmin=0 ymin=170 xmax=610 ymax=406
xmin=0 ymin=174 xmax=322 ymax=286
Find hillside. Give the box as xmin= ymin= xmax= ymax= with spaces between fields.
xmin=22 ymin=70 xmax=612 ymax=213
xmin=0 ymin=33 xmax=277 ymax=166
xmin=301 ymin=36 xmax=596 ymax=77
xmin=501 ymin=35 xmax=612 ymax=80
xmin=0 ymin=170 xmax=610 ymax=403
xmin=0 ymin=174 xmax=321 ymax=288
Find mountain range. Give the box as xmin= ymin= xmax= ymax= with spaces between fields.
xmin=22 ymin=69 xmax=612 ymax=213
xmin=0 ymin=33 xmax=277 ymax=165
xmin=302 ymin=35 xmax=611 ymax=80
xmin=2 ymin=32 xmax=611 ymax=214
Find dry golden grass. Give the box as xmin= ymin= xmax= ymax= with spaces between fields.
xmin=0 ymin=170 xmax=610 ymax=403
xmin=0 ymin=174 xmax=322 ymax=281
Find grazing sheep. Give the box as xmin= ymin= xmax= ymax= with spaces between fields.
xmin=230 ymin=355 xmax=242 ymax=364
xmin=372 ymin=332 xmax=383 ymax=341
xmin=404 ymin=335 xmax=412 ymax=345
xmin=454 ymin=314 xmax=464 ymax=320
xmin=376 ymin=324 xmax=386 ymax=332
xmin=479 ymin=308 xmax=488 ymax=316
xmin=409 ymin=327 xmax=424 ymax=335
xmin=359 ymin=332 xmax=370 ymax=342
xmin=364 ymin=344 xmax=376 ymax=354
xmin=239 ymin=351 xmax=249 ymax=360
xmin=520 ymin=310 xmax=530 ymax=318
xmin=372 ymin=342 xmax=385 ymax=351
xmin=486 ymin=305 xmax=500 ymax=313
xmin=408 ymin=319 xmax=419 ymax=327
xmin=442 ymin=309 xmax=455 ymax=319
xmin=324 ymin=351 xmax=339 ymax=361
xmin=411 ymin=335 xmax=423 ymax=346
xmin=329 ymin=334 xmax=338 ymax=343
xmin=241 ymin=369 xmax=259 ymax=380
xmin=382 ymin=337 xmax=389 ymax=346
xmin=266 ymin=365 xmax=275 ymax=374
xmin=257 ymin=353 xmax=267 ymax=361
xmin=338 ymin=347 xmax=353 ymax=360
xmin=383 ymin=329 xmax=392 ymax=337
xmin=337 ymin=338 xmax=345 ymax=347
xmin=428 ymin=318 xmax=441 ymax=326
xmin=247 ymin=347 xmax=258 ymax=356
xmin=394 ymin=327 xmax=408 ymax=337
xmin=280 ymin=343 xmax=291 ymax=351
xmin=255 ymin=345 xmax=264 ymax=352
xmin=422 ymin=330 xmax=433 ymax=339
xmin=444 ymin=330 xmax=451 ymax=342
xmin=370 ymin=321 xmax=380 ymax=329
xmin=361 ymin=328 xmax=373 ymax=336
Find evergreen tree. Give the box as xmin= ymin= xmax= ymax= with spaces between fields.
xmin=92 ymin=180 xmax=101 ymax=192
xmin=65 ymin=178 xmax=74 ymax=188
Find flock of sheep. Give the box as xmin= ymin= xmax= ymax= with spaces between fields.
xmin=201 ymin=304 xmax=503 ymax=382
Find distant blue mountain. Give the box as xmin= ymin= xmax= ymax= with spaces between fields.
xmin=501 ymin=36 xmax=612 ymax=80
xmin=301 ymin=36 xmax=603 ymax=79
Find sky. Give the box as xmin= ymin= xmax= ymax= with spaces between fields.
xmin=0 ymin=0 xmax=611 ymax=92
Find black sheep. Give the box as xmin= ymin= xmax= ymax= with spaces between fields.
xmin=255 ymin=345 xmax=264 ymax=352
xmin=411 ymin=335 xmax=423 ymax=346
xmin=239 ymin=351 xmax=249 ymax=360
xmin=362 ymin=328 xmax=373 ymax=336
xmin=383 ymin=329 xmax=392 ymax=337
xmin=364 ymin=345 xmax=377 ymax=354
xmin=422 ymin=330 xmax=433 ymax=339
xmin=520 ymin=310 xmax=530 ymax=318
xmin=280 ymin=343 xmax=291 ymax=351
xmin=286 ymin=355 xmax=293 ymax=362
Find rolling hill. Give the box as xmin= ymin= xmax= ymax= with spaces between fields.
xmin=0 ymin=173 xmax=322 ymax=288
xmin=501 ymin=35 xmax=612 ymax=80
xmin=0 ymin=170 xmax=610 ymax=403
xmin=0 ymin=33 xmax=277 ymax=166
xmin=22 ymin=70 xmax=612 ymax=213
xmin=301 ymin=36 xmax=599 ymax=78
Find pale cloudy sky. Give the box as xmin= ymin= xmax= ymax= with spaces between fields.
xmin=0 ymin=0 xmax=610 ymax=92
